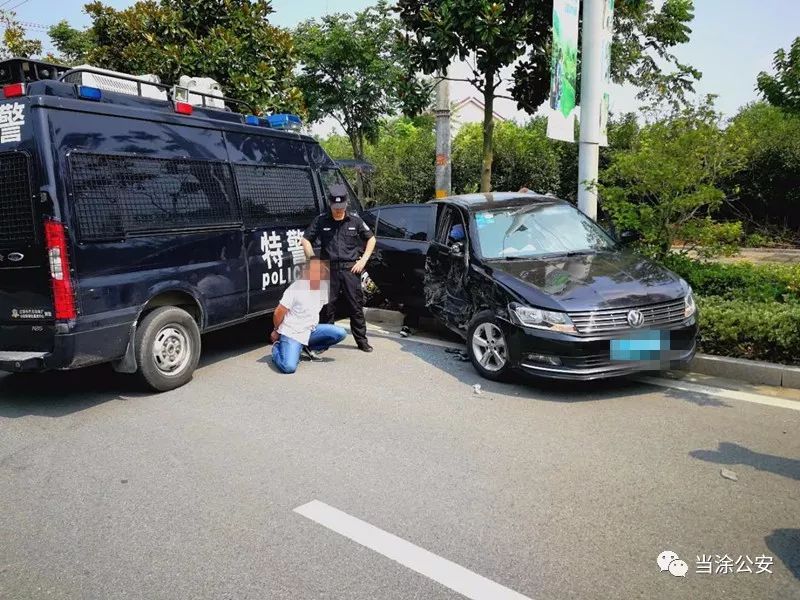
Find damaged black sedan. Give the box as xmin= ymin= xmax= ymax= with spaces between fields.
xmin=364 ymin=192 xmax=698 ymax=382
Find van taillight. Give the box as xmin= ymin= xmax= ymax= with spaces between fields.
xmin=43 ymin=220 xmax=76 ymax=320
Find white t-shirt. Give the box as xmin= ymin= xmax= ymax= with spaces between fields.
xmin=277 ymin=280 xmax=330 ymax=345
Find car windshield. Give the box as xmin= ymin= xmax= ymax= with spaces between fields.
xmin=473 ymin=203 xmax=616 ymax=259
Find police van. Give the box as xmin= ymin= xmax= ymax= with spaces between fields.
xmin=0 ymin=58 xmax=358 ymax=391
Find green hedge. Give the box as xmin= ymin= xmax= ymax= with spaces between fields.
xmin=697 ymin=298 xmax=800 ymax=365
xmin=660 ymin=256 xmax=800 ymax=365
xmin=663 ymin=254 xmax=800 ymax=303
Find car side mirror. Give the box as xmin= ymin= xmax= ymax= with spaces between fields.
xmin=618 ymin=230 xmax=641 ymax=246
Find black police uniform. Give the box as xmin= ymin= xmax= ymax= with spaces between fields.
xmin=303 ymin=210 xmax=374 ymax=347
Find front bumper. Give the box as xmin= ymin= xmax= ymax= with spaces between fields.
xmin=506 ymin=318 xmax=698 ymax=381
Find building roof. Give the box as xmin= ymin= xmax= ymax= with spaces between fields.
xmin=451 ymin=96 xmax=507 ymax=122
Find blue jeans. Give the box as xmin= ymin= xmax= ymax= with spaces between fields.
xmin=271 ymin=324 xmax=347 ymax=374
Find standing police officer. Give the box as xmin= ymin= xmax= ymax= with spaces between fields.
xmin=302 ymin=184 xmax=377 ymax=352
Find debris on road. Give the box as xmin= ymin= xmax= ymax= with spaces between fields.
xmin=720 ymin=468 xmax=739 ymax=482
xmin=473 ymin=384 xmax=482 ymax=395
xmin=400 ymin=326 xmax=412 ymax=338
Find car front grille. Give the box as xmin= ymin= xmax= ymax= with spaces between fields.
xmin=568 ymin=298 xmax=686 ymax=335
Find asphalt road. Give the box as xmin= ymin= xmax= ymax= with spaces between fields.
xmin=1 ymin=321 xmax=798 ymax=600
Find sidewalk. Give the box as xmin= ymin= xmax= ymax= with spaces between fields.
xmin=675 ymin=247 xmax=800 ymax=265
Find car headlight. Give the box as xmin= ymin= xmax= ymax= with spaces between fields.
xmin=509 ymin=302 xmax=577 ymax=334
xmin=684 ymin=288 xmax=696 ymax=318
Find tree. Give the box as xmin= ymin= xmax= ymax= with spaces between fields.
xmin=599 ymin=97 xmax=743 ymax=258
xmin=397 ymin=0 xmax=699 ymax=192
xmin=82 ymin=0 xmax=303 ymax=114
xmin=452 ymin=120 xmax=560 ymax=195
xmin=294 ymin=1 xmax=430 ymax=198
xmin=47 ymin=20 xmax=94 ymax=65
xmin=757 ymin=37 xmax=800 ymax=114
xmin=723 ymin=102 xmax=800 ymax=236
xmin=321 ymin=115 xmax=436 ymax=205
xmin=0 ymin=12 xmax=43 ymax=59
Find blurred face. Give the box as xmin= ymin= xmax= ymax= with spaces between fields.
xmin=330 ymin=205 xmax=347 ymax=220
xmin=305 ymin=259 xmax=329 ymax=288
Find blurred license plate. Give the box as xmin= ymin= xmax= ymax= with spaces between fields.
xmin=610 ymin=330 xmax=669 ymax=361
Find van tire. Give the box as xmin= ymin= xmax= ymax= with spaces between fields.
xmin=467 ymin=311 xmax=513 ymax=382
xmin=134 ymin=306 xmax=201 ymax=392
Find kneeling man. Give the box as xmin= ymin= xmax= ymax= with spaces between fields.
xmin=271 ymin=258 xmax=346 ymax=374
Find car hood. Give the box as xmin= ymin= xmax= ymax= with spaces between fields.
xmin=486 ymin=251 xmax=687 ymax=311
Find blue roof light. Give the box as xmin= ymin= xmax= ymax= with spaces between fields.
xmin=78 ymin=85 xmax=102 ymax=101
xmin=267 ymin=114 xmax=302 ymax=131
xmin=244 ymin=114 xmax=260 ymax=126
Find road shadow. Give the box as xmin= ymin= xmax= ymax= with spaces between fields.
xmin=660 ymin=387 xmax=731 ymax=408
xmin=689 ymin=442 xmax=800 ymax=481
xmin=0 ymin=318 xmax=274 ymax=419
xmin=385 ymin=333 xmax=653 ymax=404
xmin=199 ymin=316 xmax=272 ymax=367
xmin=0 ymin=365 xmax=144 ymax=418
xmin=765 ymin=529 xmax=800 ymax=581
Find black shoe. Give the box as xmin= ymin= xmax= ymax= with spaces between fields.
xmin=357 ymin=342 xmax=374 ymax=353
xmin=302 ymin=346 xmax=323 ymax=361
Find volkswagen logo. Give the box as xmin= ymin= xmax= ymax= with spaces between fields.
xmin=627 ymin=309 xmax=645 ymax=328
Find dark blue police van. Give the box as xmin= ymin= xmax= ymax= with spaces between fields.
xmin=0 ymin=58 xmax=357 ymax=391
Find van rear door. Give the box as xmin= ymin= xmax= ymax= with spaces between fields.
xmin=0 ymin=147 xmax=55 ymax=355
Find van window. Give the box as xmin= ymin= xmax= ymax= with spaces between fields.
xmin=69 ymin=153 xmax=240 ymax=241
xmin=0 ymin=151 xmax=34 ymax=246
xmin=234 ymin=165 xmax=318 ymax=226
xmin=375 ymin=205 xmax=434 ymax=241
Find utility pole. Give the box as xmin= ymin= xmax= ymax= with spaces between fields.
xmin=577 ymin=0 xmax=603 ymax=221
xmin=434 ymin=70 xmax=451 ymax=199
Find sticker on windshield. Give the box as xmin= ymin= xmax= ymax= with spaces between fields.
xmin=0 ymin=102 xmax=25 ymax=144
xmin=475 ymin=211 xmax=495 ymax=229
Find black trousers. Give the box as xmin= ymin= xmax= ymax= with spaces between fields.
xmin=320 ymin=269 xmax=368 ymax=345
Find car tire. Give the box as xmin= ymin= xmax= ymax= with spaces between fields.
xmin=134 ymin=306 xmax=201 ymax=392
xmin=467 ymin=311 xmax=513 ymax=382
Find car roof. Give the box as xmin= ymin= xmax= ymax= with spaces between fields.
xmin=427 ymin=191 xmax=563 ymax=212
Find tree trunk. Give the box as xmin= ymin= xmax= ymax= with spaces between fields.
xmin=349 ymin=132 xmax=366 ymax=202
xmin=480 ymin=74 xmax=496 ymax=193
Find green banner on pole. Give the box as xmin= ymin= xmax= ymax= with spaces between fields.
xmin=547 ymin=0 xmax=580 ymax=143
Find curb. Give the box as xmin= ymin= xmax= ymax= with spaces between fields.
xmin=362 ymin=308 xmax=800 ymax=391
xmin=684 ymin=354 xmax=800 ymax=390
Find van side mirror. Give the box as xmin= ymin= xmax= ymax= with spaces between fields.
xmin=618 ymin=230 xmax=641 ymax=246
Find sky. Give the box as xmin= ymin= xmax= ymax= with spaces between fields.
xmin=6 ymin=0 xmax=800 ymax=119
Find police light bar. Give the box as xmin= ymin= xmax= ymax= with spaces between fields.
xmin=267 ymin=114 xmax=302 ymax=131
xmin=244 ymin=115 xmax=260 ymax=126
xmin=78 ymin=85 xmax=102 ymax=101
xmin=2 ymin=83 xmax=25 ymax=98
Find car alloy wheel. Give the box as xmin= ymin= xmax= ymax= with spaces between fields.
xmin=471 ymin=322 xmax=508 ymax=372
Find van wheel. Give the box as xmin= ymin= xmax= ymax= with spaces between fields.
xmin=467 ymin=311 xmax=513 ymax=382
xmin=135 ymin=306 xmax=201 ymax=392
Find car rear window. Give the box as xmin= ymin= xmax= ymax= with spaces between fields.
xmin=0 ymin=151 xmax=35 ymax=247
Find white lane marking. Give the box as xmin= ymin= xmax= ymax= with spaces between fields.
xmin=294 ymin=500 xmax=533 ymax=600
xmin=636 ymin=376 xmax=800 ymax=412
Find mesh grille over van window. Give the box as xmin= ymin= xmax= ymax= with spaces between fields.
xmin=0 ymin=152 xmax=34 ymax=247
xmin=69 ymin=153 xmax=240 ymax=241
xmin=234 ymin=165 xmax=318 ymax=226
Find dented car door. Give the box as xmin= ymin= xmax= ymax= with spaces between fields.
xmin=424 ymin=204 xmax=473 ymax=334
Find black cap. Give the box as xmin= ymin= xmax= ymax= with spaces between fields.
xmin=327 ymin=183 xmax=349 ymax=208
